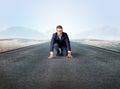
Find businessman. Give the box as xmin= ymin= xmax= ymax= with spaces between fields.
xmin=48 ymin=25 xmax=73 ymax=59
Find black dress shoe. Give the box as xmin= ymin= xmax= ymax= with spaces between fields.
xmin=56 ymin=53 xmax=61 ymax=56
xmin=60 ymin=53 xmax=63 ymax=56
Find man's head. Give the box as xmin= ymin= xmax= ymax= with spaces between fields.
xmin=56 ymin=25 xmax=63 ymax=36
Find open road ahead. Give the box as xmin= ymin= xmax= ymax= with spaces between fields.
xmin=0 ymin=42 xmax=120 ymax=89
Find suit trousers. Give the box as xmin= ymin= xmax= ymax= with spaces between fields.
xmin=54 ymin=43 xmax=67 ymax=56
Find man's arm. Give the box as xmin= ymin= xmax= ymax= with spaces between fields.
xmin=48 ymin=34 xmax=55 ymax=59
xmin=65 ymin=33 xmax=71 ymax=53
xmin=50 ymin=33 xmax=55 ymax=54
xmin=65 ymin=33 xmax=73 ymax=58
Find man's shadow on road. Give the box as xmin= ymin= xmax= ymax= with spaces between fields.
xmin=72 ymin=52 xmax=81 ymax=58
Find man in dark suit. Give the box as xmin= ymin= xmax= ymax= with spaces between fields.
xmin=48 ymin=25 xmax=73 ymax=59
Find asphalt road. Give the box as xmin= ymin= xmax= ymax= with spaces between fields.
xmin=0 ymin=42 xmax=120 ymax=89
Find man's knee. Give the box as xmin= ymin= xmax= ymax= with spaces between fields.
xmin=62 ymin=52 xmax=67 ymax=56
xmin=61 ymin=47 xmax=67 ymax=56
xmin=54 ymin=43 xmax=59 ymax=49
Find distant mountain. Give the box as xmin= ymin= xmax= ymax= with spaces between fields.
xmin=74 ymin=26 xmax=120 ymax=40
xmin=0 ymin=26 xmax=45 ymax=40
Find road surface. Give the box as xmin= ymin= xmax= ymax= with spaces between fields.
xmin=0 ymin=42 xmax=120 ymax=89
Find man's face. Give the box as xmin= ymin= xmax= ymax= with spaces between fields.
xmin=56 ymin=28 xmax=63 ymax=36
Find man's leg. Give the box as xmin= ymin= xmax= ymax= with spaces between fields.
xmin=54 ymin=43 xmax=61 ymax=56
xmin=61 ymin=46 xmax=67 ymax=56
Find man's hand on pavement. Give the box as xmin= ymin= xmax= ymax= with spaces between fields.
xmin=48 ymin=53 xmax=73 ymax=59
xmin=67 ymin=53 xmax=73 ymax=58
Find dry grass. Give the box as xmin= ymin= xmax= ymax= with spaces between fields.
xmin=0 ymin=39 xmax=46 ymax=53
xmin=80 ymin=40 xmax=120 ymax=52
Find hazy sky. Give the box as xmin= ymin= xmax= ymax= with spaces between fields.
xmin=0 ymin=0 xmax=120 ymax=38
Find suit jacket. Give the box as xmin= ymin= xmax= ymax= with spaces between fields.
xmin=50 ymin=32 xmax=71 ymax=52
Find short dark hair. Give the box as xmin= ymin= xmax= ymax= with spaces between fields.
xmin=56 ymin=25 xmax=63 ymax=29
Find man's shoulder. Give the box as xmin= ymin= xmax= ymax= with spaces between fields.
xmin=63 ymin=32 xmax=67 ymax=34
xmin=52 ymin=32 xmax=57 ymax=36
xmin=62 ymin=32 xmax=67 ymax=35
